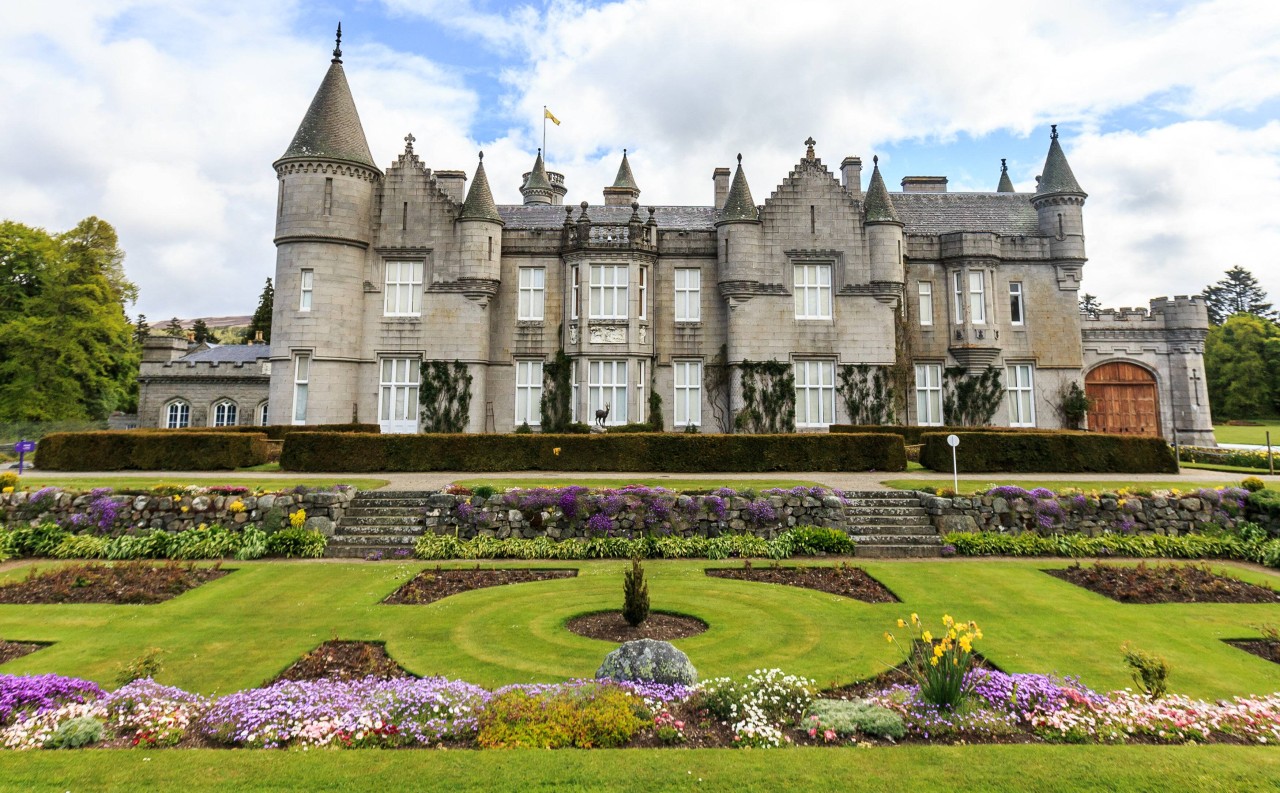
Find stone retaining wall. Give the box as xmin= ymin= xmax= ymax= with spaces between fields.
xmin=0 ymin=488 xmax=353 ymax=534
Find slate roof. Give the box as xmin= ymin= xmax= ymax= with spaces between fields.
xmin=279 ymin=61 xmax=377 ymax=169
xmin=1036 ymin=133 xmax=1085 ymax=195
xmin=893 ymin=193 xmax=1040 ymax=235
xmin=720 ymin=159 xmax=759 ymax=222
xmin=612 ymin=151 xmax=639 ymax=190
xmin=499 ymin=205 xmax=717 ymax=230
xmin=178 ymin=345 xmax=270 ymax=364
xmin=863 ymin=161 xmax=901 ymax=224
xmin=459 ymin=157 xmax=503 ymax=223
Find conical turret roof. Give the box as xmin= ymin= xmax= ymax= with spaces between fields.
xmin=863 ymin=157 xmax=900 ymax=223
xmin=279 ymin=52 xmax=376 ymax=169
xmin=459 ymin=153 xmax=503 ymax=223
xmin=612 ymin=150 xmax=639 ymax=190
xmin=719 ymin=155 xmax=758 ymax=222
xmin=1035 ymin=126 xmax=1085 ymax=196
xmin=523 ymin=150 xmax=552 ymax=191
xmin=997 ymin=159 xmax=1015 ymax=193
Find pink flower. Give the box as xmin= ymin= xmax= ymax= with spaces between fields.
xmin=823 ymin=729 xmax=837 ymax=742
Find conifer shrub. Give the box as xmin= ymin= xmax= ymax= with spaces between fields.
xmin=622 ymin=558 xmax=650 ymax=627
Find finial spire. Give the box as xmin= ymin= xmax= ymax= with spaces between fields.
xmin=1051 ymin=124 xmax=1058 ymax=140
xmin=1001 ymin=158 xmax=1008 ymax=173
xmin=478 ymin=150 xmax=484 ymax=161
xmin=873 ymin=155 xmax=879 ymax=165
xmin=736 ymin=152 xmax=742 ymax=164
xmin=332 ymin=22 xmax=343 ymax=63
xmin=996 ymin=158 xmax=1015 ymax=192
xmin=404 ymin=132 xmax=415 ymax=155
xmin=804 ymin=136 xmax=816 ymax=159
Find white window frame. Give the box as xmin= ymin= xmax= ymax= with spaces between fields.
xmin=915 ymin=363 xmax=943 ymax=426
xmin=379 ymin=357 xmax=420 ymax=434
xmin=969 ymin=270 xmax=986 ymax=324
xmin=257 ymin=401 xmax=270 ymax=426
xmin=570 ymin=265 xmax=580 ymax=321
xmin=588 ymin=360 xmax=628 ymax=425
xmin=675 ymin=268 xmax=701 ymax=322
xmin=1007 ymin=364 xmax=1035 ymax=427
xmin=514 ymin=360 xmax=543 ymax=427
xmin=164 ymin=400 xmax=190 ymax=429
xmin=918 ymin=281 xmax=933 ymax=326
xmin=1009 ymin=281 xmax=1024 ymax=326
xmin=299 ymin=269 xmax=313 ymax=312
xmin=794 ymin=360 xmax=835 ymax=427
xmin=518 ymin=267 xmax=545 ymax=321
xmin=212 ymin=400 xmax=238 ymax=427
xmin=589 ymin=264 xmax=629 ymax=320
xmin=674 ymin=360 xmax=702 ymax=427
xmin=292 ymin=354 xmax=310 ymax=425
xmin=638 ymin=267 xmax=648 ymax=320
xmin=571 ymin=361 xmax=579 ymax=423
xmin=637 ymin=360 xmax=647 ymax=424
xmin=953 ymin=271 xmax=964 ymax=323
xmin=383 ymin=260 xmax=423 ymax=317
xmin=793 ymin=263 xmax=832 ymax=320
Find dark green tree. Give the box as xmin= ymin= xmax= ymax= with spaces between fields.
xmin=191 ymin=318 xmax=211 ymax=344
xmin=0 ymin=217 xmax=139 ymax=421
xmin=133 ymin=313 xmax=150 ymax=344
xmin=1204 ymin=313 xmax=1280 ymax=419
xmin=245 ymin=277 xmax=274 ymax=343
xmin=1079 ymin=293 xmax=1102 ymax=318
xmin=165 ymin=317 xmax=185 ymax=338
xmin=1202 ymin=266 xmax=1275 ymax=326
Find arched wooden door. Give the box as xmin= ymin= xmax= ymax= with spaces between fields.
xmin=1085 ymin=362 xmax=1160 ymax=436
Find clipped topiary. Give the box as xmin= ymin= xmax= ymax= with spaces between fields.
xmin=596 ymin=639 xmax=697 ymax=686
xmin=622 ymin=558 xmax=649 ymax=626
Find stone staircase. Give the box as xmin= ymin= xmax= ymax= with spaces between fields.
xmin=841 ymin=490 xmax=942 ymax=558
xmin=326 ymin=491 xmax=435 ymax=558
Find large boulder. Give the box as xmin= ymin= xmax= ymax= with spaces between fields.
xmin=595 ymin=639 xmax=697 ymax=686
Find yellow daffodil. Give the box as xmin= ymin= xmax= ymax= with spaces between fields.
xmin=943 ymin=614 xmax=955 ymax=627
xmin=911 ymin=613 xmax=920 ymax=625
xmin=884 ymin=632 xmax=894 ymax=644
xmin=933 ymin=644 xmax=945 ymax=658
xmin=922 ymin=631 xmax=933 ymax=643
xmin=897 ymin=618 xmax=906 ymax=628
xmin=930 ymin=657 xmax=939 ymax=667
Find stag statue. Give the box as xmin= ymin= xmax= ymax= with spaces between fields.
xmin=595 ymin=403 xmax=611 ymax=428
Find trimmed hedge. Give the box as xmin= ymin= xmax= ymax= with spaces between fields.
xmin=151 ymin=424 xmax=380 ymax=441
xmin=943 ymin=530 xmax=1280 ymax=568
xmin=281 ymin=432 xmax=906 ymax=473
xmin=829 ymin=424 xmax=1059 ymax=444
xmin=919 ymin=431 xmax=1177 ymax=474
xmin=35 ymin=432 xmax=270 ymax=471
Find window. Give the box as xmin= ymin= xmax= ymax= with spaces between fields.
xmin=277 ymin=181 xmax=284 ymax=217
xmin=379 ymin=358 xmax=420 ymax=434
xmin=515 ymin=360 xmax=543 ymax=427
xmin=323 ymin=177 xmax=333 ymax=215
xmin=675 ymin=268 xmax=701 ymax=322
xmin=299 ymin=269 xmax=313 ymax=312
xmin=918 ymin=282 xmax=934 ymax=326
xmin=636 ymin=360 xmax=647 ymax=423
xmin=589 ymin=264 xmax=628 ymax=319
xmin=292 ymin=354 xmax=310 ymax=425
xmin=570 ymin=265 xmax=580 ymax=321
xmin=164 ymin=400 xmax=190 ymax=429
xmin=915 ymin=364 xmax=943 ymax=426
xmin=1009 ymin=282 xmax=1024 ymax=325
xmin=212 ymin=400 xmax=238 ymax=427
xmin=674 ymin=360 xmax=702 ymax=427
xmin=588 ymin=360 xmax=627 ymax=424
xmin=794 ymin=360 xmax=835 ymax=426
xmin=571 ymin=362 xmax=578 ymax=422
xmin=969 ymin=270 xmax=986 ymax=324
xmin=1007 ymin=364 xmax=1035 ymax=427
xmin=518 ymin=267 xmax=545 ymax=320
xmin=953 ymin=271 xmax=964 ymax=323
xmin=638 ymin=268 xmax=648 ymax=320
xmin=384 ymin=260 xmax=423 ymax=316
xmin=258 ymin=402 xmax=269 ymax=426
xmin=793 ymin=264 xmax=832 ymax=319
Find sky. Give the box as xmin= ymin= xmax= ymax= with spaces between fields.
xmin=3 ymin=0 xmax=1279 ymax=322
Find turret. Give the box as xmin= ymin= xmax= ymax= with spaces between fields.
xmin=715 ymin=154 xmax=762 ymax=284
xmin=863 ymin=156 xmax=905 ymax=286
xmin=520 ymin=149 xmax=554 ymax=205
xmin=603 ymin=149 xmax=641 ymax=206
xmin=1031 ymin=125 xmax=1087 ymax=261
xmin=455 ymin=152 xmax=504 ymax=433
xmin=269 ymin=24 xmax=379 ymax=425
xmin=996 ymin=159 xmax=1015 ymax=192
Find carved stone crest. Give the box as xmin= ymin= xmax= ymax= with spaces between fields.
xmin=589 ymin=325 xmax=626 ymax=344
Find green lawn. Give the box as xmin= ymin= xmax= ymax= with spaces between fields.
xmin=3 ymin=476 xmax=390 ymax=492
xmin=1213 ymin=420 xmax=1280 ymax=446
xmin=2 ymin=559 xmax=1278 ymax=700
xmin=880 ymin=478 xmax=1243 ymax=494
xmin=1 ymin=745 xmax=1276 ymax=792
xmin=451 ymin=477 xmax=827 ymax=491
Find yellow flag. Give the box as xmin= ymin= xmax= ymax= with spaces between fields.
xmin=544 ymin=107 xmax=561 ymax=126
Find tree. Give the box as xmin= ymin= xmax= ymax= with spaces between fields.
xmin=245 ymin=277 xmax=273 ymax=343
xmin=0 ymin=217 xmax=139 ymax=421
xmin=165 ymin=317 xmax=185 ymax=338
xmin=1079 ymin=293 xmax=1102 ymax=318
xmin=191 ymin=318 xmax=211 ymax=344
xmin=1202 ymin=266 xmax=1275 ymax=326
xmin=133 ymin=314 xmax=150 ymax=344
xmin=1203 ymin=313 xmax=1280 ymax=419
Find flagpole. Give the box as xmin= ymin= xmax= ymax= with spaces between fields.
xmin=542 ymin=106 xmax=547 ymax=163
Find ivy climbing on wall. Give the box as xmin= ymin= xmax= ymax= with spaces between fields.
xmin=539 ymin=349 xmax=574 ymax=432
xmin=942 ymin=365 xmax=1004 ymax=426
xmin=735 ymin=359 xmax=796 ymax=433
xmin=704 ymin=343 xmax=732 ymax=433
xmin=837 ymin=364 xmax=896 ymax=425
xmin=419 ymin=360 xmax=473 ymax=433
xmin=648 ymin=366 xmax=664 ymax=432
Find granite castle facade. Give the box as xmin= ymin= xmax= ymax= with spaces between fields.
xmin=138 ymin=36 xmax=1216 ymax=447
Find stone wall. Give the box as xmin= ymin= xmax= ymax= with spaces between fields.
xmin=0 ymin=488 xmax=353 ymax=535
xmin=423 ymin=490 xmax=848 ymax=540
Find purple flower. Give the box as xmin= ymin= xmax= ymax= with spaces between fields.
xmin=586 ymin=512 xmax=613 ymax=535
xmin=702 ymin=495 xmax=728 ymax=521
xmin=743 ymin=499 xmax=777 ymax=528
xmin=0 ymin=674 xmax=102 ymax=725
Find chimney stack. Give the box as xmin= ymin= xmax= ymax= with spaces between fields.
xmin=713 ymin=167 xmax=731 ymax=209
xmin=840 ymin=157 xmax=862 ymax=196
xmin=901 ymin=176 xmax=948 ymax=193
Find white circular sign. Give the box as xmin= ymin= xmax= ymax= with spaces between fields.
xmin=946 ymin=434 xmax=960 ymax=447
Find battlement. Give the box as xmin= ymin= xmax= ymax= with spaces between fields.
xmin=140 ymin=359 xmax=270 ymax=378
xmin=1082 ymin=296 xmax=1208 ymax=330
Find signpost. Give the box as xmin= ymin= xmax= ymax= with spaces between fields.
xmin=14 ymin=440 xmax=35 ymax=475
xmin=946 ymin=434 xmax=960 ymax=494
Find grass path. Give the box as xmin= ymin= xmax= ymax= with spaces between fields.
xmin=1213 ymin=420 xmax=1280 ymax=446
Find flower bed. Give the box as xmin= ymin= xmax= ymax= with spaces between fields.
xmin=1044 ymin=561 xmax=1280 ymax=604
xmin=704 ymin=561 xmax=899 ymax=603
xmin=0 ymin=561 xmax=228 ymax=605
xmin=383 ymin=567 xmax=578 ymax=605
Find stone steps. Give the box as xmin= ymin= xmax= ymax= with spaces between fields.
xmin=327 ymin=491 xmax=433 ymax=558
xmin=844 ymin=513 xmax=932 ymax=527
xmin=843 ymin=489 xmax=941 ymax=558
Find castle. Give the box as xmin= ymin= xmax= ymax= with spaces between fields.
xmin=138 ymin=32 xmax=1216 ymax=447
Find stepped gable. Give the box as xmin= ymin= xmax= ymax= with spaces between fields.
xmin=762 ymin=140 xmax=863 ymax=214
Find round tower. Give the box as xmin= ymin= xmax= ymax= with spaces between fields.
xmin=455 ymin=152 xmax=505 ymax=432
xmin=270 ymin=25 xmax=380 ymax=425
xmin=1031 ymin=125 xmax=1087 ymax=262
xmin=864 ymin=156 xmax=905 ymax=287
